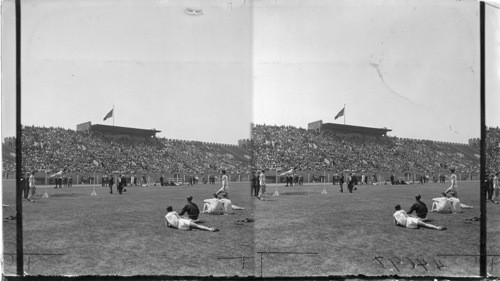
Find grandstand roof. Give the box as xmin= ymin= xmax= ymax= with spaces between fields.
xmin=90 ymin=124 xmax=161 ymax=139
xmin=321 ymin=123 xmax=391 ymax=137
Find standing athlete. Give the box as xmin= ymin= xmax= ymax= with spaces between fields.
xmin=445 ymin=168 xmax=458 ymax=197
xmin=216 ymin=170 xmax=229 ymax=197
xmin=258 ymin=169 xmax=266 ymax=200
xmin=28 ymin=171 xmax=36 ymax=202
xmin=492 ymin=172 xmax=499 ymax=203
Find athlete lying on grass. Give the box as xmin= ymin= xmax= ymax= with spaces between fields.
xmin=202 ymin=193 xmax=245 ymax=215
xmin=394 ymin=204 xmax=446 ymax=230
xmin=165 ymin=206 xmax=219 ymax=232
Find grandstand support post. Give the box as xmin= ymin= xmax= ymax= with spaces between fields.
xmin=479 ymin=1 xmax=486 ymax=276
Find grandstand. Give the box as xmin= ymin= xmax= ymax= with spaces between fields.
xmin=308 ymin=120 xmax=391 ymax=137
xmin=2 ymin=124 xmax=496 ymax=184
xmin=76 ymin=121 xmax=160 ymax=141
xmin=2 ymin=125 xmax=251 ymax=184
xmin=252 ymin=123 xmax=481 ymax=181
xmin=486 ymin=127 xmax=500 ymax=173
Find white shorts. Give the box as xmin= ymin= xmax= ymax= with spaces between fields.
xmin=406 ymin=217 xmax=420 ymax=229
xmin=178 ymin=219 xmax=191 ymax=230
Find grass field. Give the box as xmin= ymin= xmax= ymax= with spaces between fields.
xmin=2 ymin=181 xmax=255 ymax=276
xmin=254 ymin=181 xmax=499 ymax=277
xmin=2 ymin=180 xmax=499 ymax=277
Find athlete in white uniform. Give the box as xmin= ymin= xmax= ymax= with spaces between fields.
xmin=445 ymin=168 xmax=458 ymax=197
xmin=165 ymin=206 xmax=218 ymax=231
xmin=448 ymin=194 xmax=463 ymax=213
xmin=202 ymin=194 xmax=224 ymax=215
xmin=258 ymin=170 xmax=266 ymax=200
xmin=393 ymin=205 xmax=445 ymax=230
xmin=431 ymin=192 xmax=452 ymax=213
xmin=28 ymin=171 xmax=36 ymax=201
xmin=492 ymin=172 xmax=499 ymax=203
xmin=216 ymin=170 xmax=229 ymax=196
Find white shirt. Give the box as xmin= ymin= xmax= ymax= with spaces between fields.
xmin=219 ymin=198 xmax=233 ymax=214
xmin=204 ymin=198 xmax=223 ymax=214
xmin=259 ymin=172 xmax=266 ymax=186
xmin=221 ymin=175 xmax=229 ymax=190
xmin=494 ymin=176 xmax=499 ymax=189
xmin=29 ymin=175 xmax=36 ymax=188
xmin=450 ymin=174 xmax=457 ymax=189
xmin=449 ymin=197 xmax=462 ymax=213
xmin=432 ymin=197 xmax=452 ymax=213
xmin=393 ymin=210 xmax=408 ymax=226
xmin=165 ymin=211 xmax=180 ymax=228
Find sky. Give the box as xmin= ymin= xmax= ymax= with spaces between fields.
xmin=1 ymin=0 xmax=252 ymax=144
xmin=1 ymin=0 xmax=499 ymax=144
xmin=253 ymin=0 xmax=499 ymax=143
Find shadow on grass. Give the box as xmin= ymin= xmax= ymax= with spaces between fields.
xmin=280 ymin=191 xmax=307 ymax=196
xmin=49 ymin=193 xmax=81 ymax=198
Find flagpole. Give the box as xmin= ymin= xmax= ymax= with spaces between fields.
xmin=323 ymin=169 xmax=326 ymax=189
xmin=113 ymin=105 xmax=115 ymax=126
xmin=344 ymin=104 xmax=346 ymax=125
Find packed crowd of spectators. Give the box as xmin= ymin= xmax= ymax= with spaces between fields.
xmin=5 ymin=126 xmax=250 ymax=175
xmin=487 ymin=127 xmax=500 ymax=173
xmin=252 ymin=124 xmax=480 ymax=174
xmin=2 ymin=124 xmax=490 ymax=177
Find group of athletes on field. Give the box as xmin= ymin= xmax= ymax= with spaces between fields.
xmin=393 ymin=169 xmax=499 ymax=231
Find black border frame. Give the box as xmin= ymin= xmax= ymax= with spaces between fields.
xmin=8 ymin=0 xmax=490 ymax=279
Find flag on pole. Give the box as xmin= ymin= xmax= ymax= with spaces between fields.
xmin=49 ymin=169 xmax=66 ymax=178
xmin=279 ymin=167 xmax=297 ymax=176
xmin=334 ymin=107 xmax=344 ymax=120
xmin=324 ymin=158 xmax=331 ymax=165
xmin=103 ymin=109 xmax=113 ymax=121
xmin=93 ymin=160 xmax=100 ymax=167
